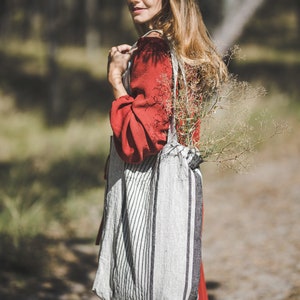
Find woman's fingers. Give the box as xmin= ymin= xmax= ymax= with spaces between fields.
xmin=109 ymin=44 xmax=132 ymax=57
xmin=107 ymin=44 xmax=135 ymax=90
xmin=108 ymin=44 xmax=134 ymax=74
xmin=128 ymin=46 xmax=138 ymax=55
xmin=116 ymin=44 xmax=132 ymax=54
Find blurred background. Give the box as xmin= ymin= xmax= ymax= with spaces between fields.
xmin=0 ymin=0 xmax=299 ymax=299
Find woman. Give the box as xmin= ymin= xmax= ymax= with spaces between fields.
xmin=93 ymin=1 xmax=227 ymax=299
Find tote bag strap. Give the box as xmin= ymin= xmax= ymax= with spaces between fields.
xmin=166 ymin=48 xmax=176 ymax=144
xmin=168 ymin=46 xmax=184 ymax=144
xmin=142 ymin=29 xmax=163 ymax=37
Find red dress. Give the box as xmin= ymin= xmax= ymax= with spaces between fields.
xmin=110 ymin=36 xmax=208 ymax=300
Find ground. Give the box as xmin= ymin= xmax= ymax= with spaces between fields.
xmin=202 ymin=128 xmax=300 ymax=300
xmin=2 ymin=123 xmax=298 ymax=300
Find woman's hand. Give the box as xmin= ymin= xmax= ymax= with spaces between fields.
xmin=108 ymin=44 xmax=135 ymax=99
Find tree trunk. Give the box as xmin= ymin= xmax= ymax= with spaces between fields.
xmin=46 ymin=0 xmax=64 ymax=125
xmin=296 ymin=0 xmax=300 ymax=37
xmin=85 ymin=0 xmax=100 ymax=57
xmin=212 ymin=0 xmax=266 ymax=54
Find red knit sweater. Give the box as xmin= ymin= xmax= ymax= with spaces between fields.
xmin=110 ymin=37 xmax=172 ymax=164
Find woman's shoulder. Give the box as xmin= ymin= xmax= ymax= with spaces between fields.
xmin=136 ymin=33 xmax=170 ymax=54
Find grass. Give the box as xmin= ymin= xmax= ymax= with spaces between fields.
xmin=236 ymin=44 xmax=300 ymax=65
xmin=0 ymin=38 xmax=109 ymax=78
xmin=0 ymin=87 xmax=109 ymax=277
xmin=0 ymin=36 xmax=112 ymax=274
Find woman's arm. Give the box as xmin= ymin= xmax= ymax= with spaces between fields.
xmin=110 ymin=37 xmax=172 ymax=164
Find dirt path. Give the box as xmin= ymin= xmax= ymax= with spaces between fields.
xmin=202 ymin=135 xmax=300 ymax=300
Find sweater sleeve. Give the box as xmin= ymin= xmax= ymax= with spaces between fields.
xmin=110 ymin=37 xmax=172 ymax=164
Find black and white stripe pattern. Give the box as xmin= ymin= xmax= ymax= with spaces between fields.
xmin=150 ymin=142 xmax=203 ymax=300
xmin=93 ymin=140 xmax=203 ymax=300
xmin=113 ymin=156 xmax=157 ymax=299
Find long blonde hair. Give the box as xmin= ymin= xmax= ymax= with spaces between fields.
xmin=137 ymin=0 xmax=228 ymax=88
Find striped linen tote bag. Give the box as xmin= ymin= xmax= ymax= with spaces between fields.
xmin=92 ymin=133 xmax=203 ymax=300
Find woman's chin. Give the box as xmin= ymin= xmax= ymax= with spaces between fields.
xmin=133 ymin=19 xmax=145 ymax=25
xmin=132 ymin=16 xmax=151 ymax=25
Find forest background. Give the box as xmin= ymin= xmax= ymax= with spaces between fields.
xmin=0 ymin=0 xmax=299 ymax=299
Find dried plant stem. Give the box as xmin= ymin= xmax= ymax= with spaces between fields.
xmin=172 ymin=69 xmax=285 ymax=172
